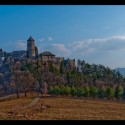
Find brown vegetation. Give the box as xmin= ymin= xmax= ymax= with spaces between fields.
xmin=0 ymin=94 xmax=125 ymax=120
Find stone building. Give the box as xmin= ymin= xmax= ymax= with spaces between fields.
xmin=39 ymin=51 xmax=63 ymax=63
xmin=40 ymin=51 xmax=56 ymax=62
xmin=27 ymin=36 xmax=36 ymax=59
xmin=12 ymin=50 xmax=27 ymax=59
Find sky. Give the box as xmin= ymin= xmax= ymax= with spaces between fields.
xmin=1 ymin=5 xmax=125 ymax=69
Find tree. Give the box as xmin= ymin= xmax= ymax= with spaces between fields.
xmin=98 ymin=87 xmax=105 ymax=99
xmin=59 ymin=85 xmax=65 ymax=96
xmin=0 ymin=85 xmax=4 ymax=96
xmin=63 ymin=86 xmax=71 ymax=96
xmin=48 ymin=86 xmax=54 ymax=95
xmin=12 ymin=71 xmax=21 ymax=98
xmin=106 ymin=86 xmax=114 ymax=100
xmin=36 ymin=59 xmax=44 ymax=96
xmin=122 ymin=87 xmax=125 ymax=100
xmin=0 ymin=73 xmax=4 ymax=84
xmin=54 ymin=86 xmax=60 ymax=95
xmin=60 ymin=60 xmax=64 ymax=75
xmin=115 ymin=85 xmax=122 ymax=101
xmin=54 ymin=75 xmax=65 ymax=86
xmin=77 ymin=87 xmax=84 ymax=97
xmin=12 ymin=61 xmax=22 ymax=98
xmin=70 ymin=86 xmax=76 ymax=96
xmin=66 ymin=71 xmax=71 ymax=86
xmin=83 ymin=86 xmax=90 ymax=100
xmin=21 ymin=71 xmax=35 ymax=97
xmin=89 ymin=86 xmax=98 ymax=98
xmin=48 ymin=61 xmax=54 ymax=73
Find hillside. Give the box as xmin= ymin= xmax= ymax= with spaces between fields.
xmin=115 ymin=68 xmax=125 ymax=76
xmin=0 ymin=94 xmax=125 ymax=120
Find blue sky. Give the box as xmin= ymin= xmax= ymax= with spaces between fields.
xmin=1 ymin=5 xmax=125 ymax=69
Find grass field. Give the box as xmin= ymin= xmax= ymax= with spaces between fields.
xmin=0 ymin=94 xmax=125 ymax=120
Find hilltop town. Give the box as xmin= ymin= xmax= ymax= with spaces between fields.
xmin=1 ymin=36 xmax=125 ymax=120
xmin=0 ymin=36 xmax=76 ymax=96
xmin=0 ymin=36 xmax=125 ymax=102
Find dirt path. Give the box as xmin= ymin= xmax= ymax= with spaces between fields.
xmin=28 ymin=97 xmax=41 ymax=108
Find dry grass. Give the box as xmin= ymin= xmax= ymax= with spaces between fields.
xmin=0 ymin=95 xmax=125 ymax=120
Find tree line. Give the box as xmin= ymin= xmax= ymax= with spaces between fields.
xmin=1 ymin=56 xmax=125 ymax=100
xmin=48 ymin=85 xmax=125 ymax=101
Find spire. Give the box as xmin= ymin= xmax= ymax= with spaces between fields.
xmin=27 ymin=36 xmax=35 ymax=41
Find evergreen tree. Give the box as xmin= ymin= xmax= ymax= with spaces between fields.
xmin=98 ymin=87 xmax=105 ymax=99
xmin=64 ymin=86 xmax=71 ymax=96
xmin=59 ymin=85 xmax=65 ymax=96
xmin=70 ymin=86 xmax=76 ymax=96
xmin=89 ymin=86 xmax=98 ymax=98
xmin=115 ymin=85 xmax=122 ymax=101
xmin=54 ymin=86 xmax=60 ymax=95
xmin=106 ymin=86 xmax=114 ymax=100
xmin=77 ymin=87 xmax=84 ymax=97
xmin=83 ymin=86 xmax=90 ymax=99
xmin=122 ymin=87 xmax=125 ymax=100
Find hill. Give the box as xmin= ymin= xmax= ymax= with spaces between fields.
xmin=115 ymin=67 xmax=125 ymax=76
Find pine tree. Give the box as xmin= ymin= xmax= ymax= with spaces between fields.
xmin=106 ymin=86 xmax=114 ymax=100
xmin=70 ymin=86 xmax=76 ymax=96
xmin=98 ymin=87 xmax=105 ymax=99
xmin=115 ymin=85 xmax=122 ymax=101
xmin=122 ymin=87 xmax=125 ymax=100
xmin=83 ymin=86 xmax=90 ymax=100
xmin=77 ymin=87 xmax=83 ymax=97
xmin=89 ymin=86 xmax=98 ymax=98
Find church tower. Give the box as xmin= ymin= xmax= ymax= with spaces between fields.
xmin=27 ymin=36 xmax=36 ymax=59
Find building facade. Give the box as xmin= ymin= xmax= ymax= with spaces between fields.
xmin=40 ymin=51 xmax=56 ymax=62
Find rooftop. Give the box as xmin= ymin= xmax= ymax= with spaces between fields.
xmin=27 ymin=36 xmax=35 ymax=41
xmin=41 ymin=51 xmax=55 ymax=56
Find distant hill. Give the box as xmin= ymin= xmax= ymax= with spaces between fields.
xmin=115 ymin=68 xmax=125 ymax=76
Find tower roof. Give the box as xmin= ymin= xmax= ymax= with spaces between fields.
xmin=27 ymin=36 xmax=35 ymax=41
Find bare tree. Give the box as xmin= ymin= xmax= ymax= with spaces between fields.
xmin=11 ymin=61 xmax=22 ymax=98
xmin=21 ymin=71 xmax=35 ymax=97
xmin=0 ymin=85 xmax=4 ymax=96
